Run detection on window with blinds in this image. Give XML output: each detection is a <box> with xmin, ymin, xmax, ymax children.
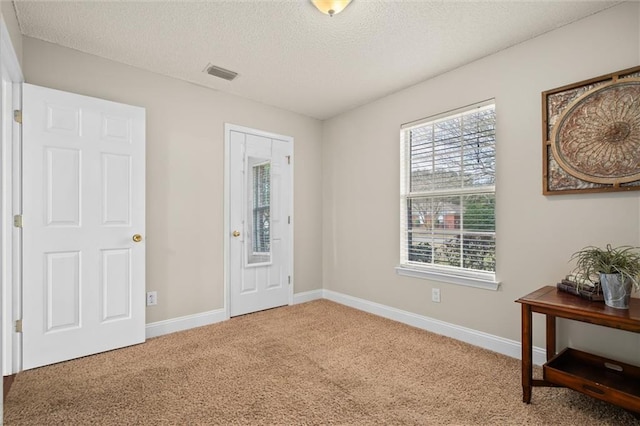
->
<box><xmin>400</xmin><ymin>101</ymin><xmax>496</xmax><ymax>282</ymax></box>
<box><xmin>248</xmin><ymin>161</ymin><xmax>271</xmax><ymax>265</ymax></box>
<box><xmin>253</xmin><ymin>162</ymin><xmax>270</xmax><ymax>253</ymax></box>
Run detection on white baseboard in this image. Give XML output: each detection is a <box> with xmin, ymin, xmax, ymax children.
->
<box><xmin>145</xmin><ymin>288</ymin><xmax>323</xmax><ymax>340</ymax></box>
<box><xmin>146</xmin><ymin>308</ymin><xmax>227</xmax><ymax>339</ymax></box>
<box><xmin>322</xmin><ymin>289</ymin><xmax>547</xmax><ymax>366</ymax></box>
<box><xmin>144</xmin><ymin>289</ymin><xmax>546</xmax><ymax>366</ymax></box>
<box><xmin>293</xmin><ymin>289</ymin><xmax>323</xmax><ymax>304</ymax></box>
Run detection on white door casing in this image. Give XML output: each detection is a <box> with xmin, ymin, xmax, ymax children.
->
<box><xmin>22</xmin><ymin>84</ymin><xmax>145</xmax><ymax>370</ymax></box>
<box><xmin>1</xmin><ymin>14</ymin><xmax>23</xmax><ymax>382</ymax></box>
<box><xmin>0</xmin><ymin>17</ymin><xmax>23</xmax><ymax>414</ymax></box>
<box><xmin>1</xmin><ymin>62</ymin><xmax>14</xmax><ymax>380</ymax></box>
<box><xmin>226</xmin><ymin>125</ymin><xmax>292</xmax><ymax>317</ymax></box>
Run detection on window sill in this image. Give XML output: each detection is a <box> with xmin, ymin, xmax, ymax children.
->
<box><xmin>395</xmin><ymin>265</ymin><xmax>500</xmax><ymax>291</ymax></box>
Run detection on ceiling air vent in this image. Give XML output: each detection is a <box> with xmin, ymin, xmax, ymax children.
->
<box><xmin>204</xmin><ymin>64</ymin><xmax>238</xmax><ymax>81</ymax></box>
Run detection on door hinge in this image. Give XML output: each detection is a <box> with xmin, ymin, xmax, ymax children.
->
<box><xmin>13</xmin><ymin>214</ymin><xmax>22</xmax><ymax>228</ymax></box>
<box><xmin>13</xmin><ymin>110</ymin><xmax>22</xmax><ymax>124</ymax></box>
<box><xmin>288</xmin><ymin>276</ymin><xmax>291</xmax><ymax>285</ymax></box>
<box><xmin>15</xmin><ymin>319</ymin><xmax>22</xmax><ymax>333</ymax></box>
<box><xmin>288</xmin><ymin>216</ymin><xmax>291</xmax><ymax>224</ymax></box>
<box><xmin>286</xmin><ymin>155</ymin><xmax>291</xmax><ymax>165</ymax></box>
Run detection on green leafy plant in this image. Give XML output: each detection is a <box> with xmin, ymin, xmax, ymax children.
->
<box><xmin>571</xmin><ymin>244</ymin><xmax>640</xmax><ymax>292</ymax></box>
<box><xmin>409</xmin><ymin>242</ymin><xmax>432</xmax><ymax>264</ymax></box>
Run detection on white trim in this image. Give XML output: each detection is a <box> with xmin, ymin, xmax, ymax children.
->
<box><xmin>223</xmin><ymin>124</ymin><xmax>231</xmax><ymax>320</ymax></box>
<box><xmin>145</xmin><ymin>308</ymin><xmax>226</xmax><ymax>339</ymax></box>
<box><xmin>9</xmin><ymin>82</ymin><xmax>21</xmax><ymax>375</ymax></box>
<box><xmin>1</xmin><ymin>14</ymin><xmax>23</xmax><ymax>377</ymax></box>
<box><xmin>322</xmin><ymin>289</ymin><xmax>547</xmax><ymax>366</ymax></box>
<box><xmin>293</xmin><ymin>289</ymin><xmax>323</xmax><ymax>304</ymax></box>
<box><xmin>396</xmin><ymin>266</ymin><xmax>500</xmax><ymax>290</ymax></box>
<box><xmin>401</xmin><ymin>99</ymin><xmax>495</xmax><ymax>130</ymax></box>
<box><xmin>223</xmin><ymin>123</ymin><xmax>294</xmax><ymax>318</ymax></box>
<box><xmin>8</xmin><ymin>82</ymin><xmax>21</xmax><ymax>375</ymax></box>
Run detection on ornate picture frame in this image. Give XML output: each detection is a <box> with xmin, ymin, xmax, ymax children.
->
<box><xmin>542</xmin><ymin>65</ymin><xmax>640</xmax><ymax>195</ymax></box>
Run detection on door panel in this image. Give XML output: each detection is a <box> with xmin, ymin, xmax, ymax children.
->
<box><xmin>45</xmin><ymin>251</ymin><xmax>80</xmax><ymax>331</ymax></box>
<box><xmin>101</xmin><ymin>248</ymin><xmax>131</xmax><ymax>321</ymax></box>
<box><xmin>229</xmin><ymin>128</ymin><xmax>291</xmax><ymax>317</ymax></box>
<box><xmin>22</xmin><ymin>83</ymin><xmax>145</xmax><ymax>370</ymax></box>
<box><xmin>102</xmin><ymin>153</ymin><xmax>131</xmax><ymax>225</ymax></box>
<box><xmin>46</xmin><ymin>147</ymin><xmax>81</xmax><ymax>226</ymax></box>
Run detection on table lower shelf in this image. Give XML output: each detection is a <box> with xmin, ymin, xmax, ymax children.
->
<box><xmin>544</xmin><ymin>348</ymin><xmax>640</xmax><ymax>414</ymax></box>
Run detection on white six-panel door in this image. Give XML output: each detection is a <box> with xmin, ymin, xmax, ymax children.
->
<box><xmin>228</xmin><ymin>127</ymin><xmax>292</xmax><ymax>317</ymax></box>
<box><xmin>22</xmin><ymin>84</ymin><xmax>145</xmax><ymax>370</ymax></box>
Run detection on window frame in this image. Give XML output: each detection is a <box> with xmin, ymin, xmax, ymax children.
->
<box><xmin>396</xmin><ymin>100</ymin><xmax>500</xmax><ymax>291</ymax></box>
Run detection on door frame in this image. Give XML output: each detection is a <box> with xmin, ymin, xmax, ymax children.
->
<box><xmin>223</xmin><ymin>123</ymin><xmax>294</xmax><ymax>319</ymax></box>
<box><xmin>1</xmin><ymin>15</ymin><xmax>24</xmax><ymax>379</ymax></box>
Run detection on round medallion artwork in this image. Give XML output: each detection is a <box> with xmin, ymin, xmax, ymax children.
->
<box><xmin>550</xmin><ymin>79</ymin><xmax>640</xmax><ymax>184</ymax></box>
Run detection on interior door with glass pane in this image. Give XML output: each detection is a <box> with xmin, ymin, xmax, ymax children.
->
<box><xmin>229</xmin><ymin>128</ymin><xmax>291</xmax><ymax>317</ymax></box>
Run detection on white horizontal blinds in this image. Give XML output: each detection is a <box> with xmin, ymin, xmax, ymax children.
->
<box><xmin>253</xmin><ymin>162</ymin><xmax>271</xmax><ymax>254</ymax></box>
<box><xmin>462</xmin><ymin>106</ymin><xmax>495</xmax><ymax>188</ymax></box>
<box><xmin>401</xmin><ymin>101</ymin><xmax>496</xmax><ymax>274</ymax></box>
<box><xmin>409</xmin><ymin>103</ymin><xmax>495</xmax><ymax>193</ymax></box>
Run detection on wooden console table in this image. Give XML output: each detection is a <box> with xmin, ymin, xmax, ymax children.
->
<box><xmin>516</xmin><ymin>286</ymin><xmax>640</xmax><ymax>414</ymax></box>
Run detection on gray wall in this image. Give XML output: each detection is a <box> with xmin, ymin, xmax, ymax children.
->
<box><xmin>322</xmin><ymin>2</ymin><xmax>640</xmax><ymax>364</ymax></box>
<box><xmin>1</xmin><ymin>1</ymin><xmax>22</xmax><ymax>68</ymax></box>
<box><xmin>22</xmin><ymin>37</ymin><xmax>324</xmax><ymax>323</ymax></box>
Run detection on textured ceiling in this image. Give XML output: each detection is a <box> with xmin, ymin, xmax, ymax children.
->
<box><xmin>13</xmin><ymin>0</ymin><xmax>619</xmax><ymax>120</ymax></box>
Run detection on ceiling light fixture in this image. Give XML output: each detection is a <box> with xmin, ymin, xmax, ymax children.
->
<box><xmin>311</xmin><ymin>0</ymin><xmax>352</xmax><ymax>17</ymax></box>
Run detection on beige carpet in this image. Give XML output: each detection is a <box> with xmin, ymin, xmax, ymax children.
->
<box><xmin>4</xmin><ymin>300</ymin><xmax>639</xmax><ymax>425</ymax></box>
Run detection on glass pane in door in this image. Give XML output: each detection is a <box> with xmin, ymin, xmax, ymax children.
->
<box><xmin>247</xmin><ymin>158</ymin><xmax>271</xmax><ymax>265</ymax></box>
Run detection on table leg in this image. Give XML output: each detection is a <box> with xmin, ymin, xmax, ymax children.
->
<box><xmin>546</xmin><ymin>315</ymin><xmax>556</xmax><ymax>362</ymax></box>
<box><xmin>521</xmin><ymin>304</ymin><xmax>532</xmax><ymax>403</ymax></box>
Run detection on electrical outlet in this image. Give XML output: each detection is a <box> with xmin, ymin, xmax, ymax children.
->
<box><xmin>146</xmin><ymin>291</ymin><xmax>157</xmax><ymax>306</ymax></box>
<box><xmin>432</xmin><ymin>288</ymin><xmax>441</xmax><ymax>303</ymax></box>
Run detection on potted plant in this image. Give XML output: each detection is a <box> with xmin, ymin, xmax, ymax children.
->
<box><xmin>571</xmin><ymin>244</ymin><xmax>640</xmax><ymax>309</ymax></box>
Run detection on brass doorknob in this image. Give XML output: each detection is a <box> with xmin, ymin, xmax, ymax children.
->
<box><xmin>132</xmin><ymin>234</ymin><xmax>143</xmax><ymax>243</ymax></box>
<box><xmin>232</xmin><ymin>230</ymin><xmax>241</xmax><ymax>237</ymax></box>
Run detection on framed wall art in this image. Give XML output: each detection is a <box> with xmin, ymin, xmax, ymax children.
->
<box><xmin>542</xmin><ymin>65</ymin><xmax>640</xmax><ymax>195</ymax></box>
